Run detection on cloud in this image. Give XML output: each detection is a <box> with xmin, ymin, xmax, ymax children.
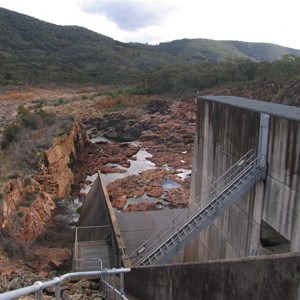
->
<box><xmin>77</xmin><ymin>0</ymin><xmax>178</xmax><ymax>31</ymax></box>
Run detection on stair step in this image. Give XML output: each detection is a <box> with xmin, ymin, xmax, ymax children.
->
<box><xmin>133</xmin><ymin>156</ymin><xmax>265</xmax><ymax>266</ymax></box>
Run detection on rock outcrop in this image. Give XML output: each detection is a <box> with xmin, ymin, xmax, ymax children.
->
<box><xmin>37</xmin><ymin>122</ymin><xmax>88</xmax><ymax>197</ymax></box>
<box><xmin>107</xmin><ymin>169</ymin><xmax>189</xmax><ymax>211</ymax></box>
<box><xmin>0</xmin><ymin>175</ymin><xmax>55</xmax><ymax>243</ymax></box>
<box><xmin>78</xmin><ymin>98</ymin><xmax>195</xmax><ymax>211</ymax></box>
<box><xmin>0</xmin><ymin>122</ymin><xmax>88</xmax><ymax>244</ymax></box>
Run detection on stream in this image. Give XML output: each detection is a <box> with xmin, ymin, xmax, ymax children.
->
<box><xmin>54</xmin><ymin>197</ymin><xmax>84</xmax><ymax>227</ymax></box>
<box><xmin>63</xmin><ymin>136</ymin><xmax>191</xmax><ymax>220</ymax></box>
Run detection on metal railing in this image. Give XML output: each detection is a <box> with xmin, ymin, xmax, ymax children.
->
<box><xmin>129</xmin><ymin>149</ymin><xmax>266</xmax><ymax>265</ymax></box>
<box><xmin>0</xmin><ymin>268</ymin><xmax>131</xmax><ymax>300</ymax></box>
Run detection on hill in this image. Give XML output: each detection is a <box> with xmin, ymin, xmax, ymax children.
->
<box><xmin>0</xmin><ymin>7</ymin><xmax>300</xmax><ymax>87</ymax></box>
<box><xmin>157</xmin><ymin>39</ymin><xmax>300</xmax><ymax>62</ymax></box>
<box><xmin>0</xmin><ymin>8</ymin><xmax>189</xmax><ymax>83</ymax></box>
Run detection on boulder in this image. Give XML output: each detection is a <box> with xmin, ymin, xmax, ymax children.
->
<box><xmin>113</xmin><ymin>195</ymin><xmax>127</xmax><ymax>209</ymax></box>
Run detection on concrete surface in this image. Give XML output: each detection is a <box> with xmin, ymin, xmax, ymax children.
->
<box><xmin>185</xmin><ymin>97</ymin><xmax>300</xmax><ymax>262</ymax></box>
<box><xmin>116</xmin><ymin>209</ymin><xmax>185</xmax><ymax>264</ymax></box>
<box><xmin>125</xmin><ymin>252</ymin><xmax>300</xmax><ymax>300</ymax></box>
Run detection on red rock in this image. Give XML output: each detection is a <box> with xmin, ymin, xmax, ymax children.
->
<box><xmin>49</xmin><ymin>259</ymin><xmax>63</xmax><ymax>269</ymax></box>
<box><xmin>140</xmin><ymin>133</ymin><xmax>160</xmax><ymax>142</ymax></box>
<box><xmin>166</xmin><ymin>188</ymin><xmax>189</xmax><ymax>206</ymax></box>
<box><xmin>24</xmin><ymin>184</ymin><xmax>36</xmax><ymax>194</ymax></box>
<box><xmin>147</xmin><ymin>186</ymin><xmax>163</xmax><ymax>197</ymax></box>
<box><xmin>99</xmin><ymin>165</ymin><xmax>126</xmax><ymax>174</ymax></box>
<box><xmin>113</xmin><ymin>195</ymin><xmax>127</xmax><ymax>209</ymax></box>
<box><xmin>120</xmin><ymin>160</ymin><xmax>131</xmax><ymax>168</ymax></box>
<box><xmin>0</xmin><ymin>176</ymin><xmax>55</xmax><ymax>243</ymax></box>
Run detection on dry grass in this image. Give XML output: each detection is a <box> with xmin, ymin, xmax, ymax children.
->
<box><xmin>0</xmin><ymin>151</ymin><xmax>13</xmax><ymax>182</ymax></box>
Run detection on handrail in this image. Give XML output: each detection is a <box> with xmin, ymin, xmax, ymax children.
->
<box><xmin>0</xmin><ymin>268</ymin><xmax>131</xmax><ymax>300</ymax></box>
<box><xmin>129</xmin><ymin>149</ymin><xmax>265</xmax><ymax>265</ymax></box>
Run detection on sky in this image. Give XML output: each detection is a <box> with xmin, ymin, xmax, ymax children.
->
<box><xmin>0</xmin><ymin>0</ymin><xmax>299</xmax><ymax>50</ymax></box>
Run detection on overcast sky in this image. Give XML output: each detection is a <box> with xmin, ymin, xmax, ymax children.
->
<box><xmin>1</xmin><ymin>0</ymin><xmax>299</xmax><ymax>50</ymax></box>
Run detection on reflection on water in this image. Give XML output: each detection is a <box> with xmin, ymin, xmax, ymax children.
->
<box><xmin>90</xmin><ymin>136</ymin><xmax>111</xmax><ymax>144</ymax></box>
<box><xmin>81</xmin><ymin>136</ymin><xmax>191</xmax><ymax>210</ymax></box>
<box><xmin>176</xmin><ymin>169</ymin><xmax>192</xmax><ymax>180</ymax></box>
<box><xmin>102</xmin><ymin>148</ymin><xmax>156</xmax><ymax>185</ymax></box>
<box><xmin>162</xmin><ymin>178</ymin><xmax>182</xmax><ymax>189</ymax></box>
<box><xmin>80</xmin><ymin>148</ymin><xmax>156</xmax><ymax>194</ymax></box>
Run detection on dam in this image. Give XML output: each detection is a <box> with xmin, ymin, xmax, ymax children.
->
<box><xmin>75</xmin><ymin>95</ymin><xmax>300</xmax><ymax>299</ymax></box>
<box><xmin>185</xmin><ymin>95</ymin><xmax>300</xmax><ymax>261</ymax></box>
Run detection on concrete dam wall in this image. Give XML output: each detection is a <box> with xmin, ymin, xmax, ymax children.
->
<box><xmin>125</xmin><ymin>252</ymin><xmax>300</xmax><ymax>300</ymax></box>
<box><xmin>185</xmin><ymin>96</ymin><xmax>300</xmax><ymax>261</ymax></box>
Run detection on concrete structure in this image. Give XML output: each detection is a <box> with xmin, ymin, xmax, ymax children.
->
<box><xmin>185</xmin><ymin>96</ymin><xmax>300</xmax><ymax>262</ymax></box>
<box><xmin>125</xmin><ymin>252</ymin><xmax>300</xmax><ymax>300</ymax></box>
<box><xmin>116</xmin><ymin>209</ymin><xmax>185</xmax><ymax>263</ymax></box>
<box><xmin>76</xmin><ymin>172</ymin><xmax>129</xmax><ymax>268</ymax></box>
<box><xmin>76</xmin><ymin>172</ymin><xmax>186</xmax><ymax>268</ymax></box>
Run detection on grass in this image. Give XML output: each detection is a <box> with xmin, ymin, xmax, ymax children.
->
<box><xmin>95</xmin><ymin>87</ymin><xmax>134</xmax><ymax>99</ymax></box>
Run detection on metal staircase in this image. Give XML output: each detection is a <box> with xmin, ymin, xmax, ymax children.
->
<box><xmin>129</xmin><ymin>150</ymin><xmax>266</xmax><ymax>266</ymax></box>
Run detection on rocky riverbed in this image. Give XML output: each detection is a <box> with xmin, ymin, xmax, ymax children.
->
<box><xmin>0</xmin><ymin>86</ymin><xmax>196</xmax><ymax>298</ymax></box>
<box><xmin>76</xmin><ymin>98</ymin><xmax>195</xmax><ymax>212</ymax></box>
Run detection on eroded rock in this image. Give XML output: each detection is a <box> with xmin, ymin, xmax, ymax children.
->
<box><xmin>0</xmin><ymin>175</ymin><xmax>55</xmax><ymax>243</ymax></box>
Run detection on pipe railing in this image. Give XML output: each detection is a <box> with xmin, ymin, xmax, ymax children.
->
<box><xmin>129</xmin><ymin>149</ymin><xmax>265</xmax><ymax>265</ymax></box>
<box><xmin>0</xmin><ymin>268</ymin><xmax>131</xmax><ymax>300</ymax></box>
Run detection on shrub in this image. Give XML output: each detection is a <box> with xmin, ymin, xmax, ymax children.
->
<box><xmin>0</xmin><ymin>227</ymin><xmax>31</xmax><ymax>259</ymax></box>
<box><xmin>54</xmin><ymin>98</ymin><xmax>64</xmax><ymax>106</ymax></box>
<box><xmin>17</xmin><ymin>104</ymin><xmax>38</xmax><ymax>129</ymax></box>
<box><xmin>1</xmin><ymin>123</ymin><xmax>21</xmax><ymax>149</ymax></box>
<box><xmin>17</xmin><ymin>104</ymin><xmax>30</xmax><ymax>116</ymax></box>
<box><xmin>35</xmin><ymin>108</ymin><xmax>56</xmax><ymax>125</ymax></box>
<box><xmin>1</xmin><ymin>104</ymin><xmax>73</xmax><ymax>173</ymax></box>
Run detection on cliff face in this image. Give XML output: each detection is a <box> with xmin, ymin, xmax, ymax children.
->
<box><xmin>0</xmin><ymin>175</ymin><xmax>55</xmax><ymax>242</ymax></box>
<box><xmin>39</xmin><ymin>122</ymin><xmax>88</xmax><ymax>197</ymax></box>
<box><xmin>0</xmin><ymin>122</ymin><xmax>88</xmax><ymax>243</ymax></box>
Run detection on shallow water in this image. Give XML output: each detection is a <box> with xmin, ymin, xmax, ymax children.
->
<box><xmin>162</xmin><ymin>178</ymin><xmax>182</xmax><ymax>189</ymax></box>
<box><xmin>102</xmin><ymin>148</ymin><xmax>156</xmax><ymax>185</ymax></box>
<box><xmin>81</xmin><ymin>136</ymin><xmax>191</xmax><ymax>209</ymax></box>
<box><xmin>80</xmin><ymin>147</ymin><xmax>156</xmax><ymax>194</ymax></box>
<box><xmin>53</xmin><ymin>197</ymin><xmax>84</xmax><ymax>227</ymax></box>
<box><xmin>90</xmin><ymin>136</ymin><xmax>111</xmax><ymax>144</ymax></box>
<box><xmin>176</xmin><ymin>169</ymin><xmax>192</xmax><ymax>180</ymax></box>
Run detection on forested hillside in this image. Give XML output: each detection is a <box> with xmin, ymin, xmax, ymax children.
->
<box><xmin>0</xmin><ymin>7</ymin><xmax>300</xmax><ymax>100</ymax></box>
<box><xmin>157</xmin><ymin>39</ymin><xmax>300</xmax><ymax>62</ymax></box>
<box><xmin>0</xmin><ymin>8</ymin><xmax>190</xmax><ymax>83</ymax></box>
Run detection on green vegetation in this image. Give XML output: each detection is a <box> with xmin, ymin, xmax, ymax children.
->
<box><xmin>0</xmin><ymin>7</ymin><xmax>299</xmax><ymax>87</ymax></box>
<box><xmin>0</xmin><ymin>8</ymin><xmax>298</xmax><ymax>104</ymax></box>
<box><xmin>53</xmin><ymin>98</ymin><xmax>66</xmax><ymax>106</ymax></box>
<box><xmin>1</xmin><ymin>105</ymin><xmax>57</xmax><ymax>150</ymax></box>
<box><xmin>1</xmin><ymin>105</ymin><xmax>73</xmax><ymax>173</ymax></box>
<box><xmin>1</xmin><ymin>123</ymin><xmax>21</xmax><ymax>149</ymax></box>
<box><xmin>0</xmin><ymin>175</ymin><xmax>13</xmax><ymax>184</ymax></box>
<box><xmin>135</xmin><ymin>55</ymin><xmax>300</xmax><ymax>95</ymax></box>
<box><xmin>95</xmin><ymin>88</ymin><xmax>134</xmax><ymax>99</ymax></box>
<box><xmin>157</xmin><ymin>39</ymin><xmax>300</xmax><ymax>62</ymax></box>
